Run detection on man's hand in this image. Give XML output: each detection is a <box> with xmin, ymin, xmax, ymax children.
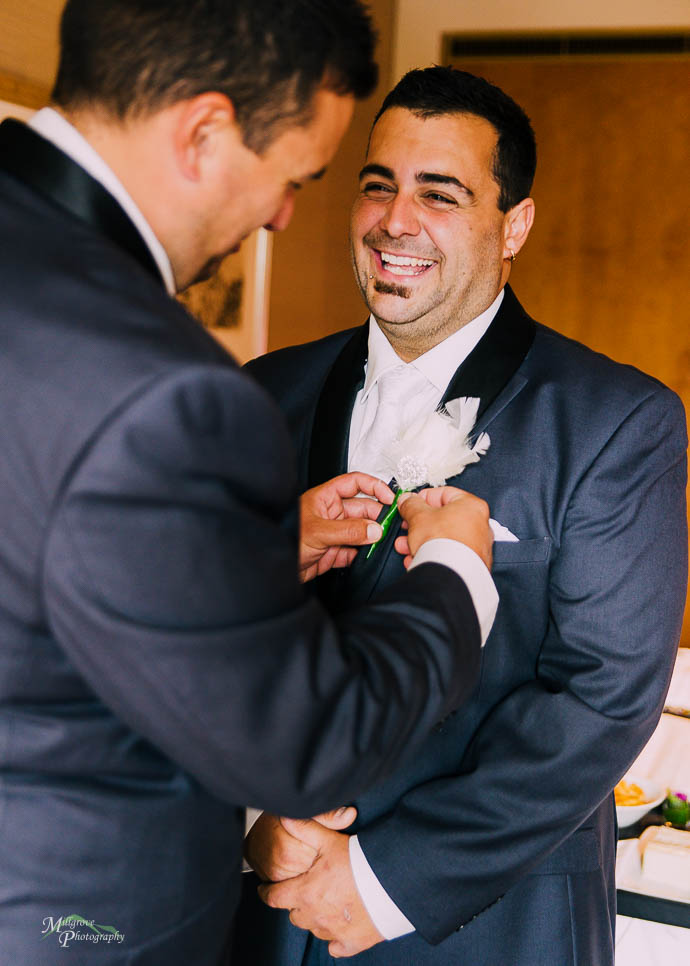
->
<box><xmin>396</xmin><ymin>487</ymin><xmax>493</xmax><ymax>570</ymax></box>
<box><xmin>258</xmin><ymin>818</ymin><xmax>385</xmax><ymax>959</ymax></box>
<box><xmin>244</xmin><ymin>806</ymin><xmax>357</xmax><ymax>882</ymax></box>
<box><xmin>300</xmin><ymin>473</ymin><xmax>394</xmax><ymax>581</ymax></box>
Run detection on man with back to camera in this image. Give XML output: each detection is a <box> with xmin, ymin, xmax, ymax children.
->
<box><xmin>236</xmin><ymin>67</ymin><xmax>688</xmax><ymax>965</ymax></box>
<box><xmin>0</xmin><ymin>8</ymin><xmax>503</xmax><ymax>964</ymax></box>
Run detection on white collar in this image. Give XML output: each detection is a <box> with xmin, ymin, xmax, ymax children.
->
<box><xmin>361</xmin><ymin>288</ymin><xmax>504</xmax><ymax>402</ymax></box>
<box><xmin>29</xmin><ymin>108</ymin><xmax>176</xmax><ymax>295</ymax></box>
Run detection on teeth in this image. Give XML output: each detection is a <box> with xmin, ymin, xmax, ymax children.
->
<box><xmin>380</xmin><ymin>252</ymin><xmax>434</xmax><ymax>267</ymax></box>
<box><xmin>386</xmin><ymin>264</ymin><xmax>420</xmax><ymax>275</ymax></box>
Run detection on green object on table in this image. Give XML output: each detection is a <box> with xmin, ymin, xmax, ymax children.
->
<box><xmin>366</xmin><ymin>488</ymin><xmax>409</xmax><ymax>559</ymax></box>
<box><xmin>662</xmin><ymin>790</ymin><xmax>690</xmax><ymax>828</ymax></box>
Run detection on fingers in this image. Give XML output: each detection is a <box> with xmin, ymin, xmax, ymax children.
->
<box><xmin>340</xmin><ymin>497</ymin><xmax>385</xmax><ymax>521</ymax></box>
<box><xmin>312</xmin><ymin>806</ymin><xmax>357</xmax><ymax>830</ymax></box>
<box><xmin>308</xmin><ymin>516</ymin><xmax>383</xmax><ymax>552</ymax></box>
<box><xmin>279</xmin><ymin>816</ymin><xmax>333</xmax><ymax>851</ymax></box>
<box><xmin>245</xmin><ymin>813</ymin><xmax>317</xmax><ymax>882</ymax></box>
<box><xmin>396</xmin><ymin>491</ymin><xmax>430</xmax><ymax>524</ymax></box>
<box><xmin>312</xmin><ymin>473</ymin><xmax>393</xmax><ymax>507</ymax></box>
<box><xmin>398</xmin><ymin>489</ymin><xmax>493</xmax><ymax>568</ymax></box>
<box><xmin>418</xmin><ymin>485</ymin><xmax>469</xmax><ymax>507</ymax></box>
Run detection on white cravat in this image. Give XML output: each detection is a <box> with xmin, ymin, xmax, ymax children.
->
<box><xmin>349</xmin><ymin>363</ymin><xmax>433</xmax><ymax>482</ymax></box>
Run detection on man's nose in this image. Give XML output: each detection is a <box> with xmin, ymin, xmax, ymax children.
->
<box><xmin>264</xmin><ymin>188</ymin><xmax>296</xmax><ymax>232</ymax></box>
<box><xmin>378</xmin><ymin>193</ymin><xmax>420</xmax><ymax>238</ymax></box>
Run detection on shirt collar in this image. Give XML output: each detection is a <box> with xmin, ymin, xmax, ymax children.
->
<box><xmin>362</xmin><ymin>288</ymin><xmax>504</xmax><ymax>402</ymax></box>
<box><xmin>29</xmin><ymin>108</ymin><xmax>176</xmax><ymax>295</ymax></box>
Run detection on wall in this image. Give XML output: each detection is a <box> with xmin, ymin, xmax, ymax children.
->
<box><xmin>0</xmin><ymin>0</ymin><xmax>59</xmax><ymax>101</ymax></box>
<box><xmin>267</xmin><ymin>0</ymin><xmax>396</xmax><ymax>350</ymax></box>
<box><xmin>394</xmin><ymin>0</ymin><xmax>690</xmax><ymax>77</ymax></box>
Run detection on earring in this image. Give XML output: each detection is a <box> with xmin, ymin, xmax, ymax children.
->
<box><xmin>508</xmin><ymin>249</ymin><xmax>516</xmax><ymax>264</ymax></box>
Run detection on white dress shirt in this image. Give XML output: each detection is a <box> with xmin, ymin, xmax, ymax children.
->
<box><xmin>29</xmin><ymin>108</ymin><xmax>176</xmax><ymax>295</ymax></box>
<box><xmin>347</xmin><ymin>292</ymin><xmax>504</xmax><ymax>940</ymax></box>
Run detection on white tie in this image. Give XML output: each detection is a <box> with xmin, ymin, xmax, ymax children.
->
<box><xmin>351</xmin><ymin>365</ymin><xmax>426</xmax><ymax>481</ymax></box>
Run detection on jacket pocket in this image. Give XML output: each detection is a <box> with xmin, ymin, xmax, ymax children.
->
<box><xmin>492</xmin><ymin>536</ymin><xmax>551</xmax><ymax>565</ymax></box>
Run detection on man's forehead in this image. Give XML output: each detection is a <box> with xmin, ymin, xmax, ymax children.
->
<box><xmin>365</xmin><ymin>108</ymin><xmax>499</xmax><ymax>177</ymax></box>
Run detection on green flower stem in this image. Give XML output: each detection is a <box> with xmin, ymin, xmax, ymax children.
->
<box><xmin>366</xmin><ymin>488</ymin><xmax>409</xmax><ymax>559</ymax></box>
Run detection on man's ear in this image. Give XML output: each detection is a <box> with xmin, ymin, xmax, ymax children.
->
<box><xmin>503</xmin><ymin>197</ymin><xmax>535</xmax><ymax>259</ymax></box>
<box><xmin>172</xmin><ymin>91</ymin><xmax>236</xmax><ymax>182</ymax></box>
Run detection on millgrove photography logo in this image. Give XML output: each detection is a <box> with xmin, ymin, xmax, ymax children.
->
<box><xmin>41</xmin><ymin>914</ymin><xmax>125</xmax><ymax>949</ymax></box>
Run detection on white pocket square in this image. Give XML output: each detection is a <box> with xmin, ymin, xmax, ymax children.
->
<box><xmin>490</xmin><ymin>519</ymin><xmax>519</xmax><ymax>542</ymax></box>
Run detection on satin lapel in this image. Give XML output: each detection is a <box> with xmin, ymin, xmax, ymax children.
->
<box><xmin>307</xmin><ymin>324</ymin><xmax>394</xmax><ymax>610</ymax></box>
<box><xmin>441</xmin><ymin>284</ymin><xmax>535</xmax><ymax>425</ymax></box>
<box><xmin>0</xmin><ymin>119</ymin><xmax>163</xmax><ymax>285</ymax></box>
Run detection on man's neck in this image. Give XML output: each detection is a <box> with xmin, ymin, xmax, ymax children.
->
<box><xmin>374</xmin><ymin>289</ymin><xmax>506</xmax><ymax>363</ymax></box>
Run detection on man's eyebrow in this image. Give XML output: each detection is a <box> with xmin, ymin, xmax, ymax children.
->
<box><xmin>291</xmin><ymin>168</ymin><xmax>327</xmax><ymax>190</ymax></box>
<box><xmin>417</xmin><ymin>171</ymin><xmax>472</xmax><ymax>195</ymax></box>
<box><xmin>358</xmin><ymin>163</ymin><xmax>395</xmax><ymax>181</ymax></box>
<box><xmin>358</xmin><ymin>164</ymin><xmax>473</xmax><ymax>196</ymax></box>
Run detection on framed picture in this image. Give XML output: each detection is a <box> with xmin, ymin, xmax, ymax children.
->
<box><xmin>177</xmin><ymin>228</ymin><xmax>272</xmax><ymax>364</ymax></box>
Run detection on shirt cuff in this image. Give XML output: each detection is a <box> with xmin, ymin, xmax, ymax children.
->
<box><xmin>349</xmin><ymin>835</ymin><xmax>415</xmax><ymax>941</ymax></box>
<box><xmin>242</xmin><ymin>808</ymin><xmax>263</xmax><ymax>872</ymax></box>
<box><xmin>409</xmin><ymin>538</ymin><xmax>498</xmax><ymax>646</ymax></box>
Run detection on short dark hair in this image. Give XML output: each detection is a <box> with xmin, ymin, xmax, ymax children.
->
<box><xmin>373</xmin><ymin>66</ymin><xmax>536</xmax><ymax>212</ymax></box>
<box><xmin>52</xmin><ymin>0</ymin><xmax>378</xmax><ymax>153</ymax></box>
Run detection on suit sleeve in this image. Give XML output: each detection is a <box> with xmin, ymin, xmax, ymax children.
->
<box><xmin>41</xmin><ymin>365</ymin><xmax>482</xmax><ymax>817</ymax></box>
<box><xmin>356</xmin><ymin>386</ymin><xmax>688</xmax><ymax>943</ymax></box>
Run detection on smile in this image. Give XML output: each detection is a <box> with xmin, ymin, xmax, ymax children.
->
<box><xmin>375</xmin><ymin>249</ymin><xmax>436</xmax><ymax>277</ymax></box>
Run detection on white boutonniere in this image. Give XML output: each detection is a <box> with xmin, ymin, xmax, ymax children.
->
<box><xmin>368</xmin><ymin>397</ymin><xmax>490</xmax><ymax>558</ymax></box>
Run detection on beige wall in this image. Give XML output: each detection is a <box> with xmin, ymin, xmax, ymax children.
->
<box><xmin>394</xmin><ymin>0</ymin><xmax>690</xmax><ymax>77</ymax></box>
<box><xmin>0</xmin><ymin>0</ymin><xmax>59</xmax><ymax>100</ymax></box>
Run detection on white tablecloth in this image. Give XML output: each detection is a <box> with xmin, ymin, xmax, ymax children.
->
<box><xmin>615</xmin><ymin>648</ymin><xmax>690</xmax><ymax>962</ymax></box>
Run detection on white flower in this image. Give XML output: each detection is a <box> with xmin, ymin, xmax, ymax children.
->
<box><xmin>383</xmin><ymin>397</ymin><xmax>490</xmax><ymax>489</ymax></box>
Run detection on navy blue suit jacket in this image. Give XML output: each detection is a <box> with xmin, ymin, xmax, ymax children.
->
<box><xmin>0</xmin><ymin>120</ymin><xmax>485</xmax><ymax>965</ymax></box>
<box><xmin>236</xmin><ymin>287</ymin><xmax>688</xmax><ymax>965</ymax></box>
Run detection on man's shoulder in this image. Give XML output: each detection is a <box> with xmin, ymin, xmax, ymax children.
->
<box><xmin>530</xmin><ymin>320</ymin><xmax>683</xmax><ymax>415</ymax></box>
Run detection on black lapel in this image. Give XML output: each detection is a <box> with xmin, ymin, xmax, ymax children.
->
<box><xmin>441</xmin><ymin>284</ymin><xmax>535</xmax><ymax>419</ymax></box>
<box><xmin>312</xmin><ymin>286</ymin><xmax>536</xmax><ymax>608</ymax></box>
<box><xmin>307</xmin><ymin>323</ymin><xmax>369</xmax><ymax>488</ymax></box>
<box><xmin>0</xmin><ymin>118</ymin><xmax>163</xmax><ymax>285</ymax></box>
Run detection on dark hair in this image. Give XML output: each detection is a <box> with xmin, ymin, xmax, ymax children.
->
<box><xmin>52</xmin><ymin>0</ymin><xmax>378</xmax><ymax>153</ymax></box>
<box><xmin>373</xmin><ymin>66</ymin><xmax>536</xmax><ymax>212</ymax></box>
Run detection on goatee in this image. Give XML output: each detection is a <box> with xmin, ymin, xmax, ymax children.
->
<box><xmin>373</xmin><ymin>279</ymin><xmax>411</xmax><ymax>299</ymax></box>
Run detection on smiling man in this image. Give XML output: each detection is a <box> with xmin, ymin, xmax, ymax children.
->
<box><xmin>236</xmin><ymin>67</ymin><xmax>688</xmax><ymax>966</ymax></box>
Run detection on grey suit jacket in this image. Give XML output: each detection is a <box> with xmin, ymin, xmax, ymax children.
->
<box><xmin>0</xmin><ymin>119</ymin><xmax>485</xmax><ymax>965</ymax></box>
<box><xmin>236</xmin><ymin>286</ymin><xmax>688</xmax><ymax>966</ymax></box>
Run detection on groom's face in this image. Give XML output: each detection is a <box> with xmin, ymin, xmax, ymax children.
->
<box><xmin>350</xmin><ymin>107</ymin><xmax>513</xmax><ymax>355</ymax></box>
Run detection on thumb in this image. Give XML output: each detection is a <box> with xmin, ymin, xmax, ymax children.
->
<box><xmin>397</xmin><ymin>492</ymin><xmax>428</xmax><ymax>525</ymax></box>
<box><xmin>312</xmin><ymin>805</ymin><xmax>357</xmax><ymax>830</ymax></box>
<box><xmin>312</xmin><ymin>517</ymin><xmax>383</xmax><ymax>549</ymax></box>
<box><xmin>279</xmin><ymin>816</ymin><xmax>335</xmax><ymax>851</ymax></box>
